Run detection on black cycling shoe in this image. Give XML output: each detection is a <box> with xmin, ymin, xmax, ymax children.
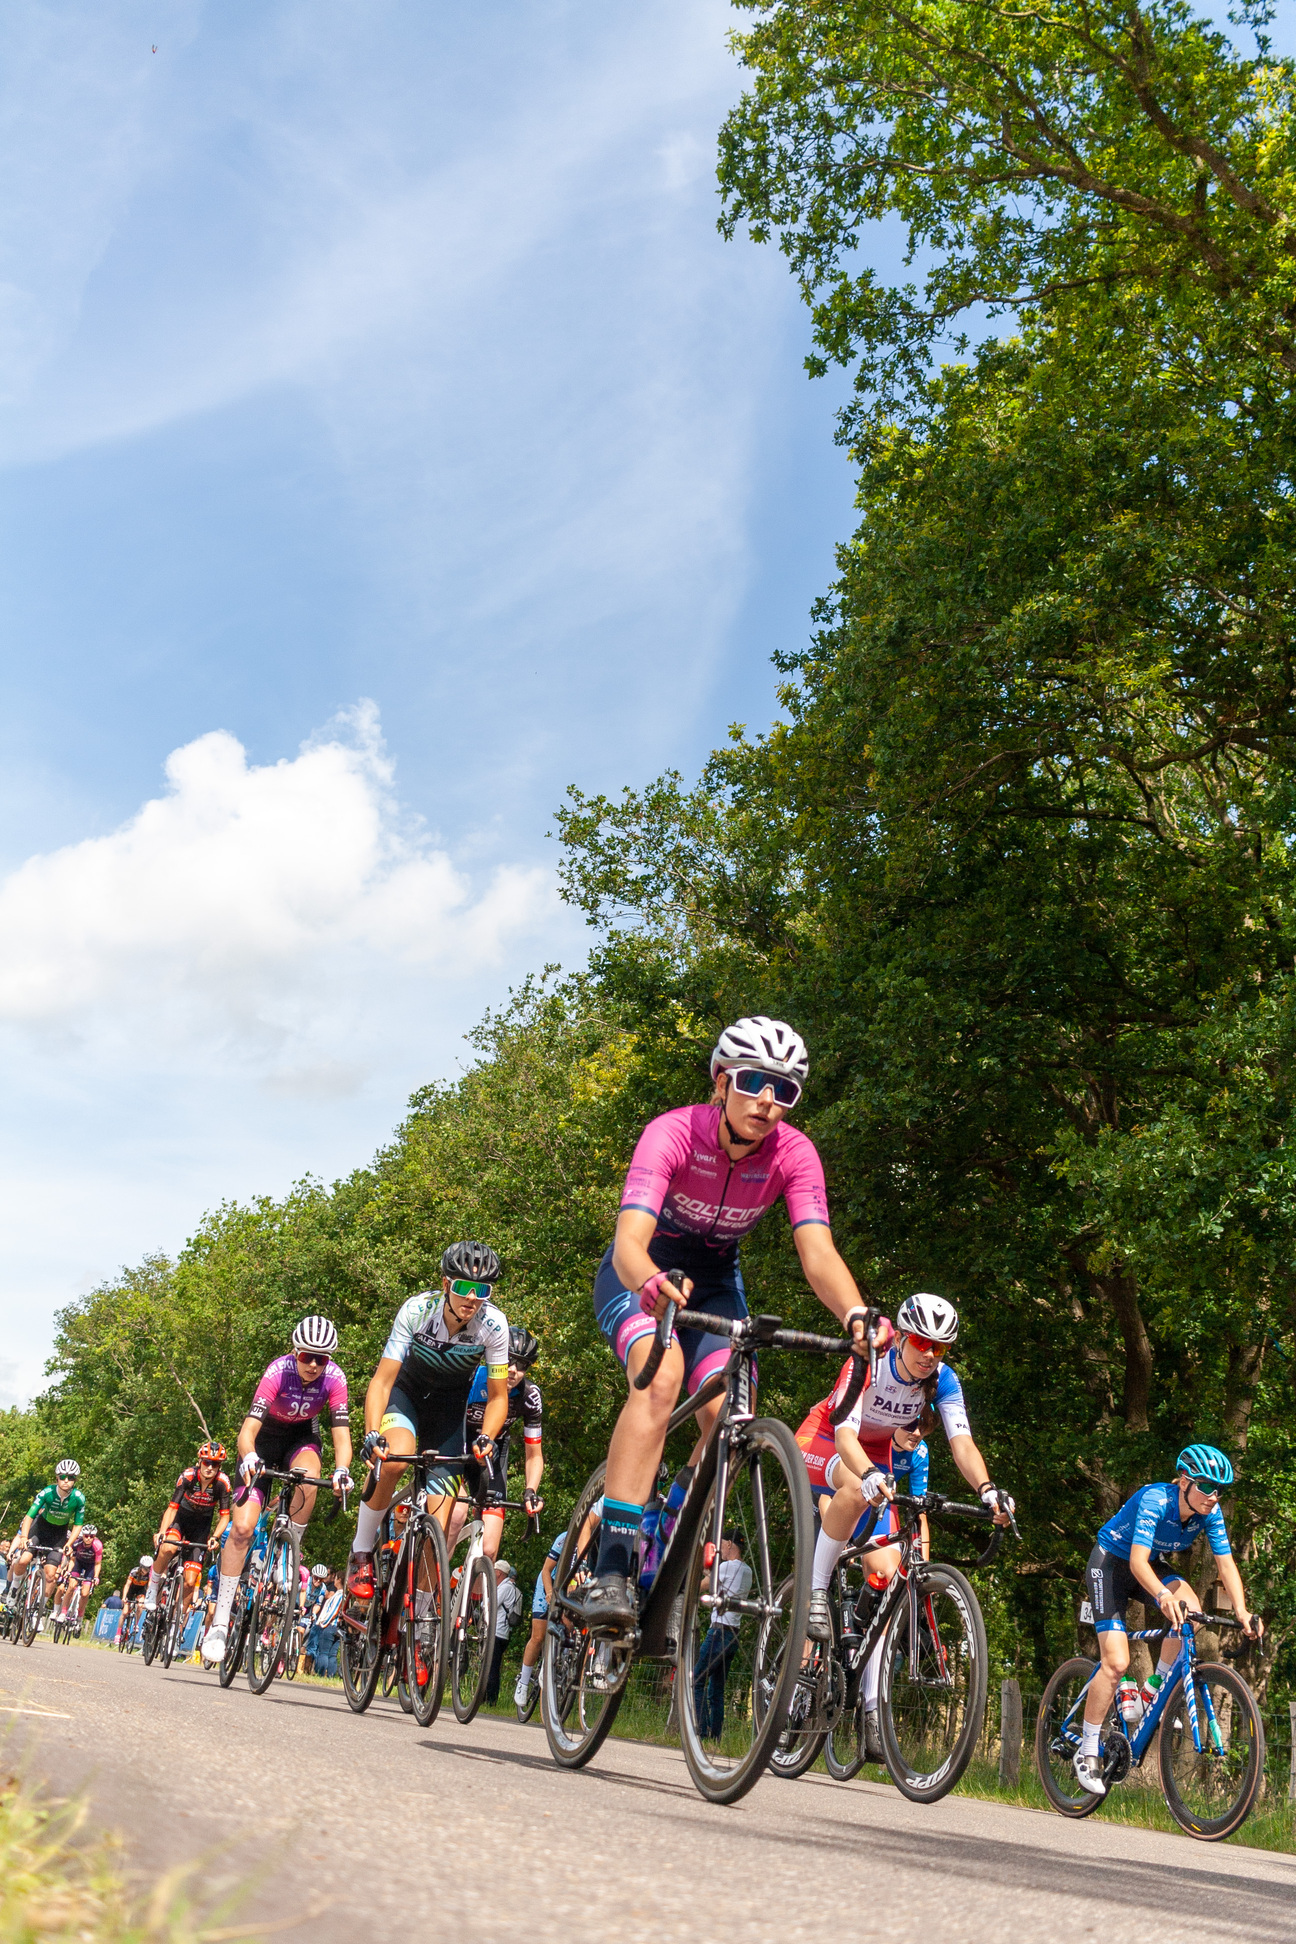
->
<box><xmin>806</xmin><ymin>1588</ymin><xmax>832</xmax><ymax>1641</ymax></box>
<box><xmin>864</xmin><ymin>1708</ymin><xmax>885</xmax><ymax>1763</ymax></box>
<box><xmin>581</xmin><ymin>1573</ymin><xmax>636</xmax><ymax>1632</ymax></box>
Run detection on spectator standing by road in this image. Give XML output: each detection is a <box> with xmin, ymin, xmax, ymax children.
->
<box><xmin>312</xmin><ymin>1572</ymin><xmax>344</xmax><ymax>1678</ymax></box>
<box><xmin>487</xmin><ymin>1560</ymin><xmax>523</xmax><ymax>1705</ymax></box>
<box><xmin>692</xmin><ymin>1533</ymin><xmax>752</xmax><ymax>1739</ymax></box>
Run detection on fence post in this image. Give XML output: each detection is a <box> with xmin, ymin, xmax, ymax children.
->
<box><xmin>1288</xmin><ymin>1701</ymin><xmax>1296</xmax><ymax>1803</ymax></box>
<box><xmin>999</xmin><ymin>1678</ymin><xmax>1023</xmax><ymax>1790</ymax></box>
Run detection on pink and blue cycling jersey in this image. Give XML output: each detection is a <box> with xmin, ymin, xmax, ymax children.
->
<box><xmin>248</xmin><ymin>1356</ymin><xmax>349</xmax><ymax>1428</ymax></box>
<box><xmin>620</xmin><ymin>1104</ymin><xmax>830</xmax><ymax>1257</ymax></box>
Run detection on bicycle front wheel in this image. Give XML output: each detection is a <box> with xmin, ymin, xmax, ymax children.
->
<box><xmin>542</xmin><ymin>1463</ymin><xmax>630</xmax><ymax>1770</ymax></box>
<box><xmin>451</xmin><ymin>1555</ymin><xmax>497</xmax><ymax>1724</ymax></box>
<box><xmin>877</xmin><ymin>1562</ymin><xmax>988</xmax><ymax>1802</ymax></box>
<box><xmin>403</xmin><ymin>1516</ymin><xmax>449</xmax><ymax>1728</ymax></box>
<box><xmin>1158</xmin><ymin>1661</ymin><xmax>1265</xmax><ymax>1840</ymax></box>
<box><xmin>340</xmin><ymin>1587</ymin><xmax>384</xmax><ymax>1713</ymax></box>
<box><xmin>825</xmin><ymin>1689</ymin><xmax>866</xmax><ymax>1781</ymax></box>
<box><xmin>218</xmin><ymin>1596</ymin><xmax>250</xmax><ymax>1688</ymax></box>
<box><xmin>677</xmin><ymin>1418</ymin><xmax>813</xmax><ymax>1806</ymax></box>
<box><xmin>247</xmin><ymin>1527</ymin><xmax>300</xmax><ymax>1695</ymax></box>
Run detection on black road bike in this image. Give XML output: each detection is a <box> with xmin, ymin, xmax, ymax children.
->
<box><xmin>17</xmin><ymin>1546</ymin><xmax>63</xmax><ymax>1647</ymax></box>
<box><xmin>340</xmin><ymin>1451</ymin><xmax>452</xmax><ymax>1727</ymax></box>
<box><xmin>771</xmin><ymin>1491</ymin><xmax>1007</xmax><ymax>1800</ymax></box>
<box><xmin>542</xmin><ymin>1294</ymin><xmax>877</xmax><ymax>1805</ymax></box>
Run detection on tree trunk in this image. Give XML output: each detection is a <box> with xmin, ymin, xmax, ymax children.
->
<box><xmin>1090</xmin><ymin>1264</ymin><xmax>1153</xmax><ymax>1432</ymax></box>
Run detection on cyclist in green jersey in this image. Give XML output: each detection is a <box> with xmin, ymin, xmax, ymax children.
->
<box><xmin>10</xmin><ymin>1461</ymin><xmax>86</xmax><ymax>1611</ymax></box>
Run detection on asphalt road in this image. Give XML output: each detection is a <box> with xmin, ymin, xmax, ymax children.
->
<box><xmin>0</xmin><ymin>1638</ymin><xmax>1293</xmax><ymax>1943</ymax></box>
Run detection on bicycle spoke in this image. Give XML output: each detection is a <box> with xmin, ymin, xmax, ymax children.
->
<box><xmin>1158</xmin><ymin>1664</ymin><xmax>1265</xmax><ymax>1839</ymax></box>
<box><xmin>878</xmin><ymin>1563</ymin><xmax>987</xmax><ymax>1801</ymax></box>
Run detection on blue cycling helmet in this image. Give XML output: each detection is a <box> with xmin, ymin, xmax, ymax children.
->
<box><xmin>1176</xmin><ymin>1443</ymin><xmax>1234</xmax><ymax>1488</ymax></box>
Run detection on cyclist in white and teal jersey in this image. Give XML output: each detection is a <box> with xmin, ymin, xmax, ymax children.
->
<box><xmin>1073</xmin><ymin>1443</ymin><xmax>1262</xmax><ymax>1796</ymax></box>
<box><xmin>10</xmin><ymin>1461</ymin><xmax>87</xmax><ymax>1610</ymax></box>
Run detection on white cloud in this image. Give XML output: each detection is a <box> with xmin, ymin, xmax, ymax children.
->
<box><xmin>0</xmin><ymin>701</ymin><xmax>552</xmax><ymax>1058</ymax></box>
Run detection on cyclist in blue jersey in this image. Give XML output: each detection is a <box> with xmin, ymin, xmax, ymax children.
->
<box><xmin>1073</xmin><ymin>1443</ymin><xmax>1262</xmax><ymax>1796</ymax></box>
<box><xmin>890</xmin><ymin>1420</ymin><xmax>930</xmax><ymax>1558</ymax></box>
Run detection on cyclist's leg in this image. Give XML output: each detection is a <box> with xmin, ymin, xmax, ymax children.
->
<box><xmin>284</xmin><ymin>1439</ymin><xmax>322</xmax><ymax>1533</ymax></box>
<box><xmin>149</xmin><ymin>1531</ymin><xmax>181</xmax><ymax>1609</ymax></box>
<box><xmin>1083</xmin><ymin>1547</ymin><xmax>1133</xmax><ymax>1729</ymax></box>
<box><xmin>1146</xmin><ymin>1572</ymin><xmax>1199</xmax><ymax>1687</ymax></box>
<box><xmin>350</xmin><ymin>1406</ymin><xmax>417</xmax><ymax>1592</ymax></box>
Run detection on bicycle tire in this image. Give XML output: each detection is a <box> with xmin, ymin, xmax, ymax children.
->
<box><xmin>515</xmin><ymin>1680</ymin><xmax>540</xmax><ymax>1724</ymax></box>
<box><xmin>677</xmin><ymin>1418</ymin><xmax>814</xmax><ymax>1806</ymax></box>
<box><xmin>247</xmin><ymin>1526</ymin><xmax>300</xmax><ymax>1695</ymax></box>
<box><xmin>341</xmin><ymin>1587</ymin><xmax>385</xmax><ymax>1713</ymax></box>
<box><xmin>117</xmin><ymin>1609</ymin><xmax>130</xmax><ymax>1653</ymax></box>
<box><xmin>825</xmin><ymin>1691</ymin><xmax>867</xmax><ymax>1781</ymax></box>
<box><xmin>452</xmin><ymin>1554</ymin><xmax>497</xmax><ymax>1724</ymax></box>
<box><xmin>140</xmin><ymin>1603</ymin><xmax>162</xmax><ymax>1666</ymax></box>
<box><xmin>22</xmin><ymin>1584</ymin><xmax>42</xmax><ymax>1647</ymax></box>
<box><xmin>404</xmin><ymin>1515</ymin><xmax>449</xmax><ymax>1728</ymax></box>
<box><xmin>381</xmin><ymin>1648</ymin><xmax>399</xmax><ymax>1698</ymax></box>
<box><xmin>877</xmin><ymin>1561</ymin><xmax>988</xmax><ymax>1803</ymax></box>
<box><xmin>1158</xmin><ymin>1660</ymin><xmax>1265</xmax><ymax>1840</ymax></box>
<box><xmin>769</xmin><ymin>1578</ymin><xmax>834</xmax><ymax>1779</ymax></box>
<box><xmin>218</xmin><ymin>1597</ymin><xmax>250</xmax><ymax>1688</ymax></box>
<box><xmin>159</xmin><ymin>1580</ymin><xmax>182</xmax><ymax>1669</ymax></box>
<box><xmin>542</xmin><ymin>1463</ymin><xmax>629</xmax><ymax>1770</ymax></box>
<box><xmin>1035</xmin><ymin>1656</ymin><xmax>1110</xmax><ymax>1817</ymax></box>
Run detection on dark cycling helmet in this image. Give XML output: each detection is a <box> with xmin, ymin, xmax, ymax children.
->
<box><xmin>55</xmin><ymin>1458</ymin><xmax>80</xmax><ymax>1479</ymax></box>
<box><xmin>508</xmin><ymin>1325</ymin><xmax>539</xmax><ymax>1369</ymax></box>
<box><xmin>1177</xmin><ymin>1443</ymin><xmax>1234</xmax><ymax>1488</ymax></box>
<box><xmin>197</xmin><ymin>1440</ymin><xmax>227</xmax><ymax>1464</ymax></box>
<box><xmin>441</xmin><ymin>1240</ymin><xmax>502</xmax><ymax>1284</ymax></box>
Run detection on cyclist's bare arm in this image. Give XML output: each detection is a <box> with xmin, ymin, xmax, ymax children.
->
<box><xmin>793</xmin><ymin>1225</ymin><xmax>872</xmax><ymax>1343</ymax></box>
<box><xmin>363</xmin><ymin>1358</ymin><xmax>402</xmax><ymax>1438</ymax></box>
<box><xmin>1129</xmin><ymin>1541</ymin><xmax>1196</xmax><ymax>1621</ymax></box>
<box><xmin>479</xmin><ymin>1377</ymin><xmax>509</xmax><ymax>1447</ymax></box>
<box><xmin>947</xmin><ymin>1433</ymin><xmax>1011</xmax><ymax>1525</ymax></box>
<box><xmin>541</xmin><ymin>1556</ymin><xmax>557</xmax><ymax>1600</ymax></box>
<box><xmin>832</xmin><ymin>1424</ymin><xmax>887</xmax><ymax>1487</ymax></box>
<box><xmin>524</xmin><ymin>1440</ymin><xmax>544</xmax><ymax>1501</ymax></box>
<box><xmin>612</xmin><ymin>1209</ymin><xmax>692</xmax><ymax>1313</ymax></box>
<box><xmin>1216</xmin><ymin>1553</ymin><xmax>1261</xmax><ymax>1634</ymax></box>
<box><xmin>235</xmin><ymin>1412</ymin><xmax>262</xmax><ymax>1466</ymax></box>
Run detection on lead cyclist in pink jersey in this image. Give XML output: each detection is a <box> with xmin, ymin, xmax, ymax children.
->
<box><xmin>585</xmin><ymin>1015</ymin><xmax>877</xmax><ymax>1630</ymax></box>
<box><xmin>200</xmin><ymin>1314</ymin><xmax>353</xmax><ymax>1666</ymax></box>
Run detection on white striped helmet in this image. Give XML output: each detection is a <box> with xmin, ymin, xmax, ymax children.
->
<box><xmin>709</xmin><ymin>1016</ymin><xmax>809</xmax><ymax>1082</ymax></box>
<box><xmin>292</xmin><ymin>1315</ymin><xmax>338</xmax><ymax>1353</ymax></box>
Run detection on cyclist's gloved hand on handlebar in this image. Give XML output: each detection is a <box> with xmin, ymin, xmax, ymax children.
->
<box><xmin>859</xmin><ymin>1467</ymin><xmax>893</xmax><ymax>1506</ymax></box>
<box><xmin>524</xmin><ymin>1487</ymin><xmax>543</xmax><ymax>1514</ymax></box>
<box><xmin>978</xmin><ymin>1481</ymin><xmax>1015</xmax><ymax>1525</ymax></box>
<box><xmin>1158</xmin><ymin>1585</ymin><xmax>1188</xmax><ymax>1626</ymax></box>
<box><xmin>332</xmin><ymin>1467</ymin><xmax>353</xmax><ymax>1493</ymax></box>
<box><xmin>361</xmin><ymin>1429</ymin><xmax>388</xmax><ymax>1462</ymax></box>
<box><xmin>472</xmin><ymin>1433</ymin><xmax>497</xmax><ymax>1465</ymax></box>
<box><xmin>238</xmin><ymin>1452</ymin><xmax>263</xmax><ymax>1486</ymax></box>
<box><xmin>638</xmin><ymin>1269</ymin><xmax>689</xmax><ymax>1318</ymax></box>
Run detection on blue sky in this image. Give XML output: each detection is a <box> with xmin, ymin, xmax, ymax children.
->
<box><xmin>0</xmin><ymin>0</ymin><xmax>864</xmax><ymax>1399</ymax></box>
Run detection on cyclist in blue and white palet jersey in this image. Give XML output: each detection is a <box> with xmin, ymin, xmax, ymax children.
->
<box><xmin>1072</xmin><ymin>1444</ymin><xmax>1263</xmax><ymax>1797</ymax></box>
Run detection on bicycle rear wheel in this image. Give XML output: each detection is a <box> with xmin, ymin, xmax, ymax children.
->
<box><xmin>825</xmin><ymin>1689</ymin><xmax>866</xmax><ymax>1781</ymax></box>
<box><xmin>677</xmin><ymin>1418</ymin><xmax>813</xmax><ymax>1805</ymax></box>
<box><xmin>160</xmin><ymin>1582</ymin><xmax>183</xmax><ymax>1668</ymax></box>
<box><xmin>769</xmin><ymin>1597</ymin><xmax>835</xmax><ymax>1780</ymax></box>
<box><xmin>247</xmin><ymin>1527</ymin><xmax>300</xmax><ymax>1695</ymax></box>
<box><xmin>1158</xmin><ymin>1662</ymin><xmax>1265</xmax><ymax>1840</ymax></box>
<box><xmin>542</xmin><ymin>1464</ymin><xmax>630</xmax><ymax>1770</ymax></box>
<box><xmin>877</xmin><ymin>1562</ymin><xmax>988</xmax><ymax>1802</ymax></box>
<box><xmin>340</xmin><ymin>1586</ymin><xmax>384</xmax><ymax>1712</ymax></box>
<box><xmin>451</xmin><ymin>1555</ymin><xmax>497</xmax><ymax>1723</ymax></box>
<box><xmin>1034</xmin><ymin>1656</ymin><xmax>1112</xmax><ymax>1816</ymax></box>
<box><xmin>403</xmin><ymin>1516</ymin><xmax>449</xmax><ymax>1728</ymax></box>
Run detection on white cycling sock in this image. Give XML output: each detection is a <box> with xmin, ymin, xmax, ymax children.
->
<box><xmin>289</xmin><ymin>1520</ymin><xmax>308</xmax><ymax>1548</ymax></box>
<box><xmin>353</xmin><ymin>1502</ymin><xmax>383</xmax><ymax>1556</ymax></box>
<box><xmin>1081</xmin><ymin>1719</ymin><xmax>1102</xmax><ymax>1756</ymax></box>
<box><xmin>145</xmin><ymin>1570</ymin><xmax>162</xmax><ymax>1606</ymax></box>
<box><xmin>517</xmin><ymin>1663</ymin><xmax>535</xmax><ymax>1692</ymax></box>
<box><xmin>812</xmin><ymin>1527</ymin><xmax>847</xmax><ymax>1592</ymax></box>
<box><xmin>863</xmin><ymin>1639</ymin><xmax>884</xmax><ymax>1711</ymax></box>
<box><xmin>213</xmin><ymin>1573</ymin><xmax>240</xmax><ymax>1628</ymax></box>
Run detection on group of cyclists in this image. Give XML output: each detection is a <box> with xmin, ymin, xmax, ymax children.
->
<box><xmin>0</xmin><ymin>1016</ymin><xmax>1265</xmax><ymax>1803</ymax></box>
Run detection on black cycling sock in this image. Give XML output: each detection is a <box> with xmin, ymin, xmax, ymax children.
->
<box><xmin>595</xmin><ymin>1499</ymin><xmax>645</xmax><ymax>1580</ymax></box>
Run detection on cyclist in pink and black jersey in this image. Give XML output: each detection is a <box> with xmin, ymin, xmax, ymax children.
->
<box><xmin>585</xmin><ymin>1016</ymin><xmax>877</xmax><ymax>1630</ymax></box>
<box><xmin>200</xmin><ymin>1315</ymin><xmax>352</xmax><ymax>1666</ymax></box>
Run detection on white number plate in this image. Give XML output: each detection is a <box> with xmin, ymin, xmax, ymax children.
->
<box><xmin>1079</xmin><ymin>1599</ymin><xmax>1094</xmax><ymax>1624</ymax></box>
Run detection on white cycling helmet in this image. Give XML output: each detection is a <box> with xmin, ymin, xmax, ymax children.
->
<box><xmin>55</xmin><ymin>1458</ymin><xmax>80</xmax><ymax>1478</ymax></box>
<box><xmin>311</xmin><ymin>1563</ymin><xmax>329</xmax><ymax>1580</ymax></box>
<box><xmin>139</xmin><ymin>1553</ymin><xmax>154</xmax><ymax>1568</ymax></box>
<box><xmin>292</xmin><ymin>1315</ymin><xmax>338</xmax><ymax>1354</ymax></box>
<box><xmin>710</xmin><ymin>1016</ymin><xmax>809</xmax><ymax>1083</ymax></box>
<box><xmin>896</xmin><ymin>1292</ymin><xmax>959</xmax><ymax>1344</ymax></box>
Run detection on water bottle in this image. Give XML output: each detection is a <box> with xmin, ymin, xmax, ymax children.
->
<box><xmin>1118</xmin><ymin>1677</ymin><xmax>1144</xmax><ymax>1725</ymax></box>
<box><xmin>638</xmin><ymin>1502</ymin><xmax>663</xmax><ymax>1595</ymax></box>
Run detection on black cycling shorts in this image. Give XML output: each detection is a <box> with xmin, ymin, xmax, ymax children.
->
<box><xmin>380</xmin><ymin>1384</ymin><xmax>471</xmax><ymax>1495</ymax></box>
<box><xmin>28</xmin><ymin>1516</ymin><xmax>69</xmax><ymax>1555</ymax></box>
<box><xmin>1086</xmin><ymin>1543</ymin><xmax>1185</xmax><ymax>1637</ymax></box>
<box><xmin>245</xmin><ymin>1418</ymin><xmax>323</xmax><ymax>1503</ymax></box>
